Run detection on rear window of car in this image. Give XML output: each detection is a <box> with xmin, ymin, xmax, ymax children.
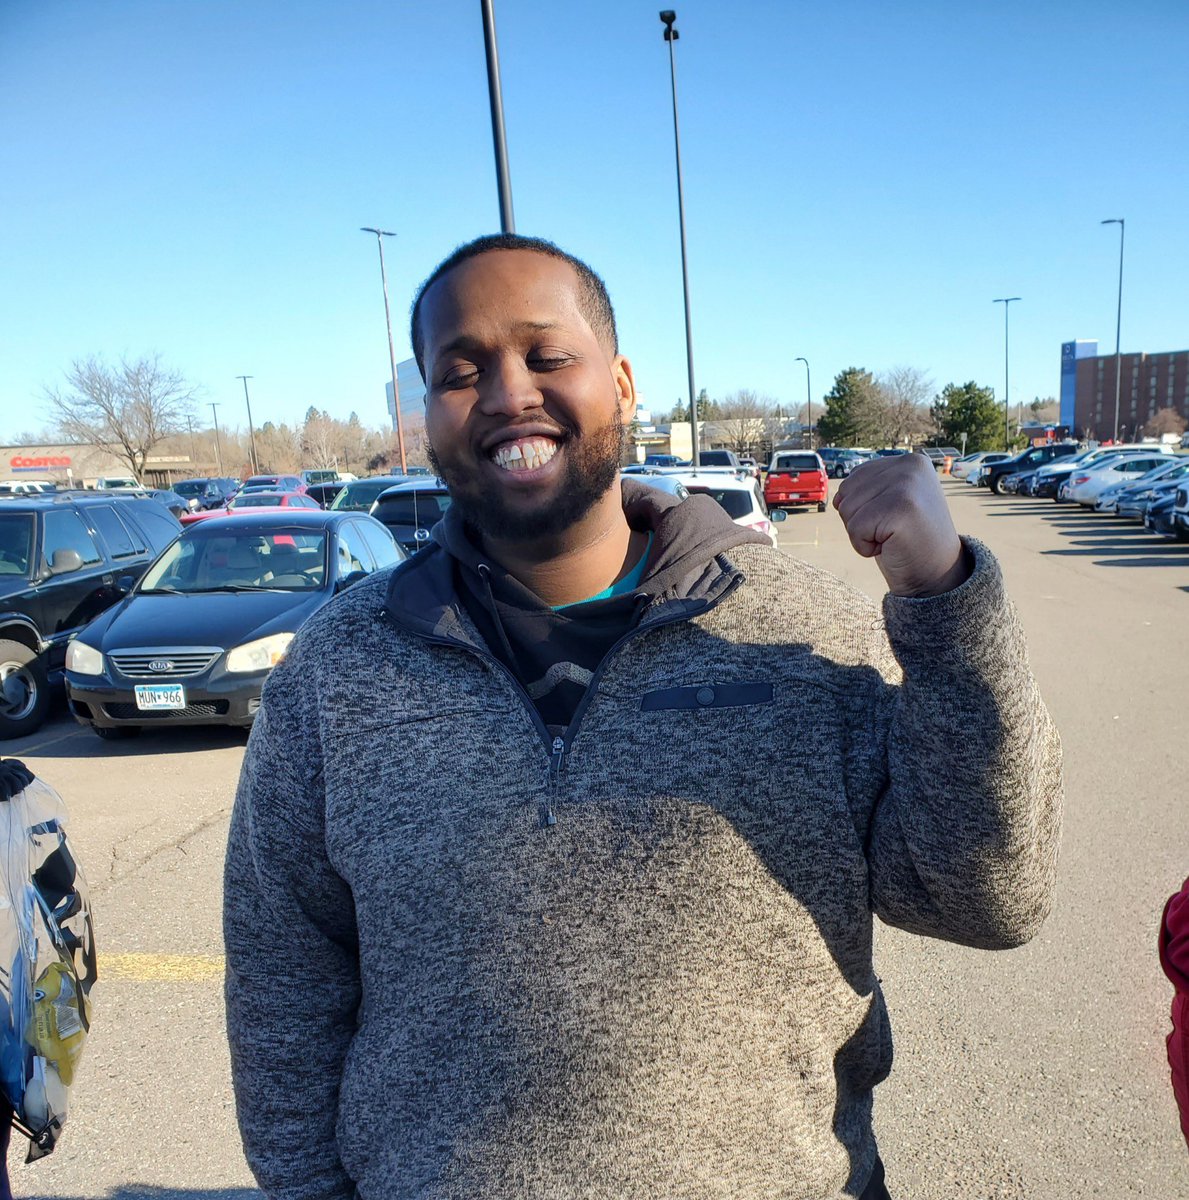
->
<box><xmin>373</xmin><ymin>492</ymin><xmax>452</xmax><ymax>526</ymax></box>
<box><xmin>89</xmin><ymin>503</ymin><xmax>142</xmax><ymax>558</ymax></box>
<box><xmin>771</xmin><ymin>454</ymin><xmax>820</xmax><ymax>472</ymax></box>
<box><xmin>686</xmin><ymin>487</ymin><xmax>752</xmax><ymax>520</ymax></box>
<box><xmin>233</xmin><ymin>494</ymin><xmax>284</xmax><ymax>507</ymax></box>
<box><xmin>332</xmin><ymin>480</ymin><xmax>401</xmax><ymax>510</ymax></box>
<box><xmin>120</xmin><ymin>501</ymin><xmax>183</xmax><ymax>553</ymax></box>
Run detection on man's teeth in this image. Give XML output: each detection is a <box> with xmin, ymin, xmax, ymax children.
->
<box><xmin>492</xmin><ymin>438</ymin><xmax>559</xmax><ymax>472</ymax></box>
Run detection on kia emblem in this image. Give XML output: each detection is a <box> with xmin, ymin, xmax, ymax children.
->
<box><xmin>148</xmin><ymin>660</ymin><xmax>174</xmax><ymax>673</ymax></box>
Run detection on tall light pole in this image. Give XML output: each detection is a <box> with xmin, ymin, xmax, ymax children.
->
<box><xmin>360</xmin><ymin>227</ymin><xmax>408</xmax><ymax>475</ymax></box>
<box><xmin>209</xmin><ymin>403</ymin><xmax>223</xmax><ymax>475</ymax></box>
<box><xmin>237</xmin><ymin>376</ymin><xmax>260</xmax><ymax>474</ymax></box>
<box><xmin>659</xmin><ymin>10</ymin><xmax>700</xmax><ymax>477</ymax></box>
<box><xmin>993</xmin><ymin>298</ymin><xmax>1021</xmax><ymax>451</ymax></box>
<box><xmin>480</xmin><ymin>0</ymin><xmax>515</xmax><ymax>233</ymax></box>
<box><xmin>1101</xmin><ymin>218</ymin><xmax>1125</xmax><ymax>442</ymax></box>
<box><xmin>795</xmin><ymin>357</ymin><xmax>812</xmax><ymax>449</ymax></box>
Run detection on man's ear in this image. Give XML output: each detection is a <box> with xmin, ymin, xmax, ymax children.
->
<box><xmin>613</xmin><ymin>355</ymin><xmax>637</xmax><ymax>424</ymax></box>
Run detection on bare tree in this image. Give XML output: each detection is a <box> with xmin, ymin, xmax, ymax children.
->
<box><xmin>301</xmin><ymin>410</ymin><xmax>340</xmax><ymax>469</ymax></box>
<box><xmin>876</xmin><ymin>366</ymin><xmax>934</xmax><ymax>445</ymax></box>
<box><xmin>715</xmin><ymin>390</ymin><xmax>773</xmax><ymax>456</ymax></box>
<box><xmin>1146</xmin><ymin>407</ymin><xmax>1187</xmax><ymax>438</ymax></box>
<box><xmin>47</xmin><ymin>354</ymin><xmax>195</xmax><ymax>479</ymax></box>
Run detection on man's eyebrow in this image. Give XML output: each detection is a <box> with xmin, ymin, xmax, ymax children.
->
<box><xmin>434</xmin><ymin>321</ymin><xmax>566</xmax><ymax>359</ymax></box>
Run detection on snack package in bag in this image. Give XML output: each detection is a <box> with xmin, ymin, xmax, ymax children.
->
<box><xmin>0</xmin><ymin>759</ymin><xmax>97</xmax><ymax>1161</ymax></box>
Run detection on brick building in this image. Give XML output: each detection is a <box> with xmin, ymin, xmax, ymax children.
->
<box><xmin>1063</xmin><ymin>341</ymin><xmax>1189</xmax><ymax>440</ymax></box>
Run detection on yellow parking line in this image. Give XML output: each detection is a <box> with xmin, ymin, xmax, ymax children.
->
<box><xmin>9</xmin><ymin>726</ymin><xmax>84</xmax><ymax>756</ymax></box>
<box><xmin>103</xmin><ymin>953</ymin><xmax>224</xmax><ymax>982</ymax></box>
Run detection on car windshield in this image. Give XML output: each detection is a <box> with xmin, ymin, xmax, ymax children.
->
<box><xmin>375</xmin><ymin>492</ymin><xmax>452</xmax><ymax>525</ymax></box>
<box><xmin>0</xmin><ymin>514</ymin><xmax>34</xmax><ymax>578</ymax></box>
<box><xmin>686</xmin><ymin>486</ymin><xmax>753</xmax><ymax>520</ymax></box>
<box><xmin>140</xmin><ymin>530</ymin><xmax>327</xmax><ymax>592</ymax></box>
<box><xmin>172</xmin><ymin>480</ymin><xmax>207</xmax><ymax>497</ymax></box>
<box><xmin>231</xmin><ymin>494</ymin><xmax>284</xmax><ymax>508</ymax></box>
<box><xmin>771</xmin><ymin>454</ymin><xmax>819</xmax><ymax>472</ymax></box>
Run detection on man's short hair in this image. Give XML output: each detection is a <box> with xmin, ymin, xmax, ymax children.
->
<box><xmin>410</xmin><ymin>234</ymin><xmax>618</xmax><ymax>379</ymax></box>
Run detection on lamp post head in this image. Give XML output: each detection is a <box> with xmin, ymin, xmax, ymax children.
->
<box><xmin>1101</xmin><ymin>218</ymin><xmax>1123</xmax><ymax>226</ymax></box>
<box><xmin>360</xmin><ymin>227</ymin><xmax>397</xmax><ymax>238</ymax></box>
<box><xmin>993</xmin><ymin>297</ymin><xmax>1021</xmax><ymax>305</ymax></box>
<box><xmin>795</xmin><ymin>356</ymin><xmax>808</xmax><ymax>365</ymax></box>
<box><xmin>659</xmin><ymin>10</ymin><xmax>678</xmax><ymax>40</ymax></box>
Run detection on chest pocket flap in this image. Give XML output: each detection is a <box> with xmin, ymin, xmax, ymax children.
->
<box><xmin>640</xmin><ymin>681</ymin><xmax>773</xmax><ymax>711</ymax></box>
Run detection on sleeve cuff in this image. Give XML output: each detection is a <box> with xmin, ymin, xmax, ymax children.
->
<box><xmin>881</xmin><ymin>536</ymin><xmax>1006</xmax><ymax>654</ymax></box>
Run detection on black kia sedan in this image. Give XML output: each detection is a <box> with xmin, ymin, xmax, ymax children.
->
<box><xmin>64</xmin><ymin>510</ymin><xmax>404</xmax><ymax>737</ymax></box>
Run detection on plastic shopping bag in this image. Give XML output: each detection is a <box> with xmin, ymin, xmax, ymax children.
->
<box><xmin>0</xmin><ymin>760</ymin><xmax>96</xmax><ymax>1160</ymax></box>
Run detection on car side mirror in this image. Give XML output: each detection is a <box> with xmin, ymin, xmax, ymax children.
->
<box><xmin>116</xmin><ymin>574</ymin><xmax>135</xmax><ymax>593</ymax></box>
<box><xmin>769</xmin><ymin>509</ymin><xmax>788</xmax><ymax>522</ymax></box>
<box><xmin>335</xmin><ymin>569</ymin><xmax>370</xmax><ymax>593</ymax></box>
<box><xmin>49</xmin><ymin>548</ymin><xmax>84</xmax><ymax>575</ymax></box>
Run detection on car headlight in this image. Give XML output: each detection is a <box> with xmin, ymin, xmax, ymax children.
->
<box><xmin>225</xmin><ymin>633</ymin><xmax>295</xmax><ymax>674</ymax></box>
<box><xmin>66</xmin><ymin>640</ymin><xmax>104</xmax><ymax>675</ymax></box>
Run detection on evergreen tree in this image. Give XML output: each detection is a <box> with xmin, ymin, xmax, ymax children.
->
<box><xmin>816</xmin><ymin>368</ymin><xmax>881</xmax><ymax>446</ymax></box>
<box><xmin>930</xmin><ymin>381</ymin><xmax>1001</xmax><ymax>451</ymax></box>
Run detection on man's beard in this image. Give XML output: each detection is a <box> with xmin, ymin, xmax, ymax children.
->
<box><xmin>428</xmin><ymin>416</ymin><xmax>625</xmax><ymax>543</ymax></box>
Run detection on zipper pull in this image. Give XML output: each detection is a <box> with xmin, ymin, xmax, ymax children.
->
<box><xmin>543</xmin><ymin>736</ymin><xmax>565</xmax><ymax>828</ymax></box>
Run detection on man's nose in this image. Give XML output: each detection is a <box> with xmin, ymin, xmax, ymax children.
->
<box><xmin>477</xmin><ymin>355</ymin><xmax>542</xmax><ymax>417</ymax></box>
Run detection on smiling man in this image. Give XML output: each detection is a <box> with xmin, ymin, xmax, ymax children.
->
<box><xmin>225</xmin><ymin>234</ymin><xmax>1063</xmax><ymax>1200</ymax></box>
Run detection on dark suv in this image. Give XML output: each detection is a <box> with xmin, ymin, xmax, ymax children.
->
<box><xmin>0</xmin><ymin>493</ymin><xmax>182</xmax><ymax>737</ymax></box>
<box><xmin>985</xmin><ymin>444</ymin><xmax>1080</xmax><ymax>495</ymax></box>
<box><xmin>370</xmin><ymin>478</ymin><xmax>452</xmax><ymax>554</ymax></box>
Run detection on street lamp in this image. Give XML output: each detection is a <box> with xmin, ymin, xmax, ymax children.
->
<box><xmin>795</xmin><ymin>357</ymin><xmax>812</xmax><ymax>449</ymax></box>
<box><xmin>236</xmin><ymin>376</ymin><xmax>260</xmax><ymax>474</ymax></box>
<box><xmin>209</xmin><ymin>402</ymin><xmax>223</xmax><ymax>475</ymax></box>
<box><xmin>1101</xmin><ymin>218</ymin><xmax>1125</xmax><ymax>442</ymax></box>
<box><xmin>480</xmin><ymin>0</ymin><xmax>515</xmax><ymax>233</ymax></box>
<box><xmin>360</xmin><ymin>227</ymin><xmax>408</xmax><ymax>475</ymax></box>
<box><xmin>659</xmin><ymin>9</ymin><xmax>700</xmax><ymax>477</ymax></box>
<box><xmin>992</xmin><ymin>298</ymin><xmax>1021</xmax><ymax>451</ymax></box>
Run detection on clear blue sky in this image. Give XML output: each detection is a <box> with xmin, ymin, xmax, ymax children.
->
<box><xmin>2</xmin><ymin>0</ymin><xmax>1186</xmax><ymax>440</ymax></box>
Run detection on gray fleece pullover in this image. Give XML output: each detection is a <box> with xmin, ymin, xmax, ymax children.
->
<box><xmin>224</xmin><ymin>482</ymin><xmax>1062</xmax><ymax>1200</ymax></box>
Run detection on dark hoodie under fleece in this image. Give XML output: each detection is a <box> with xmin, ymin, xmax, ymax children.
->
<box><xmin>224</xmin><ymin>476</ymin><xmax>1063</xmax><ymax>1200</ymax></box>
<box><xmin>442</xmin><ymin>483</ymin><xmax>769</xmax><ymax>736</ymax></box>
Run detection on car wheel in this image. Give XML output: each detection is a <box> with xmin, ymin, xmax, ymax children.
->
<box><xmin>0</xmin><ymin>639</ymin><xmax>51</xmax><ymax>740</ymax></box>
<box><xmin>1176</xmin><ymin>526</ymin><xmax>1189</xmax><ymax>544</ymax></box>
<box><xmin>817</xmin><ymin>501</ymin><xmax>827</xmax><ymax>512</ymax></box>
<box><xmin>92</xmin><ymin>724</ymin><xmax>140</xmax><ymax>740</ymax></box>
<box><xmin>989</xmin><ymin>476</ymin><xmax>1004</xmax><ymax>495</ymax></box>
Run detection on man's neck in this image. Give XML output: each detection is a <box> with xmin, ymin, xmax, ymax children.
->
<box><xmin>480</xmin><ymin>485</ymin><xmax>648</xmax><ymax>607</ymax></box>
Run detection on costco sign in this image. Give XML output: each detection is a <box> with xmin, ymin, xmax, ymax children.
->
<box><xmin>10</xmin><ymin>455</ymin><xmax>72</xmax><ymax>472</ymax></box>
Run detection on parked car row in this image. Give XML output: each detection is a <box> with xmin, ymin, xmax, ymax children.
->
<box><xmin>0</xmin><ymin>467</ymin><xmax>465</xmax><ymax>739</ymax></box>
<box><xmin>959</xmin><ymin>439</ymin><xmax>1189</xmax><ymax>543</ymax></box>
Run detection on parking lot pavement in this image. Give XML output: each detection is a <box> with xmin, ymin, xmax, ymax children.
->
<box><xmin>4</xmin><ymin>481</ymin><xmax>1187</xmax><ymax>1197</ymax></box>
<box><xmin>781</xmin><ymin>481</ymin><xmax>1189</xmax><ymax>1197</ymax></box>
<box><xmin>5</xmin><ymin>704</ymin><xmax>255</xmax><ymax>1198</ymax></box>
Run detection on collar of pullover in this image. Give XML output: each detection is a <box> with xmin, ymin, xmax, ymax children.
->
<box><xmin>381</xmin><ymin>478</ymin><xmax>769</xmax><ymax>643</ymax></box>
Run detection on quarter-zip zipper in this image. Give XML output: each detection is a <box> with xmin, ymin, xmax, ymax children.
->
<box><xmin>387</xmin><ymin>555</ymin><xmax>747</xmax><ymax>828</ymax></box>
<box><xmin>546</xmin><ymin>736</ymin><xmax>564</xmax><ymax>827</ymax></box>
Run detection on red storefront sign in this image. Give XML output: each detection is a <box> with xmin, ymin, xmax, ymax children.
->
<box><xmin>9</xmin><ymin>455</ymin><xmax>72</xmax><ymax>471</ymax></box>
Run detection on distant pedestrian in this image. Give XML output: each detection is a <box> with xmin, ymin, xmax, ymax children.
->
<box><xmin>1159</xmin><ymin>876</ymin><xmax>1189</xmax><ymax>1147</ymax></box>
<box><xmin>225</xmin><ymin>233</ymin><xmax>1063</xmax><ymax>1200</ymax></box>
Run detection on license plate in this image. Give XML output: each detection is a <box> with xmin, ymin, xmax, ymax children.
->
<box><xmin>134</xmin><ymin>684</ymin><xmax>186</xmax><ymax>710</ymax></box>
